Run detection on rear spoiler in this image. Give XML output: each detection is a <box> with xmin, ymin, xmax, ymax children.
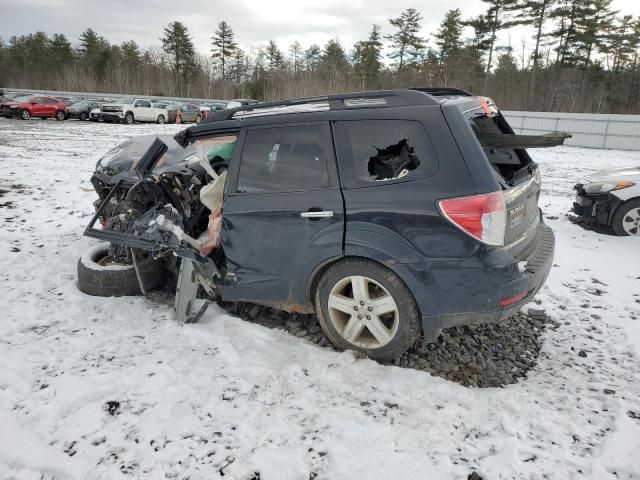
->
<box><xmin>477</xmin><ymin>131</ymin><xmax>572</xmax><ymax>149</ymax></box>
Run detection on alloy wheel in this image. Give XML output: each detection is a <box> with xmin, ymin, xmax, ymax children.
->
<box><xmin>327</xmin><ymin>275</ymin><xmax>399</xmax><ymax>348</ymax></box>
<box><xmin>622</xmin><ymin>207</ymin><xmax>640</xmax><ymax>235</ymax></box>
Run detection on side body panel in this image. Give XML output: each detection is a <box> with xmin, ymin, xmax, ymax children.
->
<box><xmin>220</xmin><ymin>122</ymin><xmax>345</xmax><ymax>312</ymax></box>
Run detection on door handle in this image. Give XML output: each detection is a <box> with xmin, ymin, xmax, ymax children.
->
<box><xmin>300</xmin><ymin>210</ymin><xmax>334</xmax><ymax>218</ymax></box>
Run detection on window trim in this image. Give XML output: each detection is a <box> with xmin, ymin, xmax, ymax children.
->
<box><xmin>227</xmin><ymin>121</ymin><xmax>340</xmax><ymax>196</ymax></box>
<box><xmin>331</xmin><ymin>119</ymin><xmax>439</xmax><ymax>190</ymax></box>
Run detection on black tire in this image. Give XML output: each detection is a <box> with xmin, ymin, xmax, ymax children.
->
<box><xmin>124</xmin><ymin>112</ymin><xmax>134</xmax><ymax>124</ymax></box>
<box><xmin>612</xmin><ymin>198</ymin><xmax>640</xmax><ymax>236</ymax></box>
<box><xmin>20</xmin><ymin>109</ymin><xmax>31</xmax><ymax>120</ymax></box>
<box><xmin>77</xmin><ymin>243</ymin><xmax>166</xmax><ymax>297</ymax></box>
<box><xmin>79</xmin><ymin>112</ymin><xmax>88</xmax><ymax>121</ymax></box>
<box><xmin>55</xmin><ymin>110</ymin><xmax>65</xmax><ymax>121</ymax></box>
<box><xmin>157</xmin><ymin>114</ymin><xmax>165</xmax><ymax>124</ymax></box>
<box><xmin>315</xmin><ymin>258</ymin><xmax>421</xmax><ymax>361</ymax></box>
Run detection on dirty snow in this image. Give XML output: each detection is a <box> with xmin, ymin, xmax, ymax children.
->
<box><xmin>0</xmin><ymin>118</ymin><xmax>639</xmax><ymax>480</ymax></box>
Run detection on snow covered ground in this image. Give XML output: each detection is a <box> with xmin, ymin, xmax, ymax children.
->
<box><xmin>0</xmin><ymin>118</ymin><xmax>639</xmax><ymax>480</ymax></box>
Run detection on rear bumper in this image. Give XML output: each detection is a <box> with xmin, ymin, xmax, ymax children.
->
<box><xmin>394</xmin><ymin>222</ymin><xmax>555</xmax><ymax>342</ymax></box>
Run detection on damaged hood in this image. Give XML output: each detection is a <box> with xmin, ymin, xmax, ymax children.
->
<box><xmin>580</xmin><ymin>167</ymin><xmax>640</xmax><ymax>184</ymax></box>
<box><xmin>95</xmin><ymin>134</ymin><xmax>195</xmax><ymax>181</ymax></box>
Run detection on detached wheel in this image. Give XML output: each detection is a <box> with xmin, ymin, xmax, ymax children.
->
<box><xmin>55</xmin><ymin>110</ymin><xmax>65</xmax><ymax>121</ymax></box>
<box><xmin>157</xmin><ymin>114</ymin><xmax>165</xmax><ymax>124</ymax></box>
<box><xmin>77</xmin><ymin>243</ymin><xmax>165</xmax><ymax>297</ymax></box>
<box><xmin>612</xmin><ymin>198</ymin><xmax>640</xmax><ymax>236</ymax></box>
<box><xmin>20</xmin><ymin>109</ymin><xmax>31</xmax><ymax>120</ymax></box>
<box><xmin>124</xmin><ymin>112</ymin><xmax>134</xmax><ymax>124</ymax></box>
<box><xmin>315</xmin><ymin>258</ymin><xmax>421</xmax><ymax>361</ymax></box>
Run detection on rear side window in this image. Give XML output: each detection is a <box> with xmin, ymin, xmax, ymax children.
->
<box><xmin>334</xmin><ymin>120</ymin><xmax>437</xmax><ymax>188</ymax></box>
<box><xmin>44</xmin><ymin>98</ymin><xmax>58</xmax><ymax>105</ymax></box>
<box><xmin>237</xmin><ymin>124</ymin><xmax>331</xmax><ymax>194</ymax></box>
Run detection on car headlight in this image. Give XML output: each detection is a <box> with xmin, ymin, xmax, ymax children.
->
<box><xmin>583</xmin><ymin>181</ymin><xmax>635</xmax><ymax>194</ymax></box>
<box><xmin>9</xmin><ymin>105</ymin><xmax>18</xmax><ymax>109</ymax></box>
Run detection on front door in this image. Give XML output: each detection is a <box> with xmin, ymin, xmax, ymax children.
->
<box><xmin>31</xmin><ymin>97</ymin><xmax>48</xmax><ymax>117</ymax></box>
<box><xmin>221</xmin><ymin>122</ymin><xmax>344</xmax><ymax>309</ymax></box>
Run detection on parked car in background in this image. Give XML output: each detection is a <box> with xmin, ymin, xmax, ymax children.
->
<box><xmin>166</xmin><ymin>102</ymin><xmax>202</xmax><ymax>123</ymax></box>
<box><xmin>226</xmin><ymin>98</ymin><xmax>259</xmax><ymax>109</ymax></box>
<box><xmin>100</xmin><ymin>98</ymin><xmax>169</xmax><ymax>124</ymax></box>
<box><xmin>151</xmin><ymin>101</ymin><xmax>170</xmax><ymax>109</ymax></box>
<box><xmin>574</xmin><ymin>167</ymin><xmax>640</xmax><ymax>236</ymax></box>
<box><xmin>0</xmin><ymin>95</ymin><xmax>67</xmax><ymax>120</ymax></box>
<box><xmin>67</xmin><ymin>100</ymin><xmax>104</xmax><ymax>121</ymax></box>
<box><xmin>89</xmin><ymin>108</ymin><xmax>102</xmax><ymax>122</ymax></box>
<box><xmin>0</xmin><ymin>95</ymin><xmax>11</xmax><ymax>104</ymax></box>
<box><xmin>54</xmin><ymin>96</ymin><xmax>75</xmax><ymax>107</ymax></box>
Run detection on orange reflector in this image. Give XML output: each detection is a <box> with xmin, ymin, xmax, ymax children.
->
<box><xmin>500</xmin><ymin>292</ymin><xmax>528</xmax><ymax>307</ymax></box>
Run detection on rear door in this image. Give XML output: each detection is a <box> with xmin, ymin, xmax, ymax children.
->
<box><xmin>221</xmin><ymin>122</ymin><xmax>344</xmax><ymax>309</ymax></box>
<box><xmin>31</xmin><ymin>97</ymin><xmax>48</xmax><ymax>116</ymax></box>
<box><xmin>134</xmin><ymin>99</ymin><xmax>152</xmax><ymax>121</ymax></box>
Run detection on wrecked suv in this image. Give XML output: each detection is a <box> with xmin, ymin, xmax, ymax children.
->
<box><xmin>79</xmin><ymin>88</ymin><xmax>563</xmax><ymax>361</ymax></box>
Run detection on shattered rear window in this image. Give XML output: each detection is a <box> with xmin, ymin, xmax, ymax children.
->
<box><xmin>334</xmin><ymin>120</ymin><xmax>437</xmax><ymax>188</ymax></box>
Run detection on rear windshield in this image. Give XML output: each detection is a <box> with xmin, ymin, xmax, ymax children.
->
<box><xmin>465</xmin><ymin>102</ymin><xmax>535</xmax><ymax>186</ymax></box>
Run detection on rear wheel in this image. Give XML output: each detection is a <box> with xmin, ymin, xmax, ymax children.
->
<box><xmin>20</xmin><ymin>109</ymin><xmax>31</xmax><ymax>120</ymax></box>
<box><xmin>77</xmin><ymin>243</ymin><xmax>166</xmax><ymax>297</ymax></box>
<box><xmin>195</xmin><ymin>114</ymin><xmax>201</xmax><ymax>124</ymax></box>
<box><xmin>157</xmin><ymin>114</ymin><xmax>165</xmax><ymax>124</ymax></box>
<box><xmin>55</xmin><ymin>110</ymin><xmax>65</xmax><ymax>121</ymax></box>
<box><xmin>315</xmin><ymin>258</ymin><xmax>421</xmax><ymax>361</ymax></box>
<box><xmin>612</xmin><ymin>198</ymin><xmax>640</xmax><ymax>236</ymax></box>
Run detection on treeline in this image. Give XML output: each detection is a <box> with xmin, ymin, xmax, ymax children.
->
<box><xmin>1</xmin><ymin>0</ymin><xmax>639</xmax><ymax>113</ymax></box>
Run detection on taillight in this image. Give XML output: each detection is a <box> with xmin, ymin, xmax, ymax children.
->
<box><xmin>438</xmin><ymin>191</ymin><xmax>506</xmax><ymax>246</ymax></box>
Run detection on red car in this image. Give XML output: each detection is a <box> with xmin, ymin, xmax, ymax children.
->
<box><xmin>0</xmin><ymin>95</ymin><xmax>68</xmax><ymax>120</ymax></box>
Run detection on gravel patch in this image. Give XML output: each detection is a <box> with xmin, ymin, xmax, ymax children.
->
<box><xmin>219</xmin><ymin>301</ymin><xmax>558</xmax><ymax>388</ymax></box>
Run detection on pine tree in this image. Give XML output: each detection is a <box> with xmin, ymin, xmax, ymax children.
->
<box><xmin>434</xmin><ymin>9</ymin><xmax>463</xmax><ymax>61</ymax></box>
<box><xmin>211</xmin><ymin>21</ymin><xmax>238</xmax><ymax>80</ymax></box>
<box><xmin>161</xmin><ymin>21</ymin><xmax>196</xmax><ymax>94</ymax></box>
<box><xmin>386</xmin><ymin>8</ymin><xmax>426</xmax><ymax>70</ymax></box>
<box><xmin>49</xmin><ymin>34</ymin><xmax>73</xmax><ymax>67</ymax></box>
<box><xmin>477</xmin><ymin>0</ymin><xmax>520</xmax><ymax>74</ymax></box>
<box><xmin>353</xmin><ymin>25</ymin><xmax>383</xmax><ymax>88</ymax></box>
<box><xmin>265</xmin><ymin>40</ymin><xmax>285</xmax><ymax>71</ymax></box>
<box><xmin>289</xmin><ymin>41</ymin><xmax>303</xmax><ymax>74</ymax></box>
<box><xmin>304</xmin><ymin>44</ymin><xmax>321</xmax><ymax>72</ymax></box>
<box><xmin>512</xmin><ymin>0</ymin><xmax>555</xmax><ymax>101</ymax></box>
<box><xmin>573</xmin><ymin>0</ymin><xmax>616</xmax><ymax>66</ymax></box>
<box><xmin>229</xmin><ymin>48</ymin><xmax>247</xmax><ymax>84</ymax></box>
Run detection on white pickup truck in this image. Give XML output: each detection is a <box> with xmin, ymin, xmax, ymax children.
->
<box><xmin>100</xmin><ymin>98</ymin><xmax>169</xmax><ymax>125</ymax></box>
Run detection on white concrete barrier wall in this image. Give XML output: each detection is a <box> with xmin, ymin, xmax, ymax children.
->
<box><xmin>503</xmin><ymin>111</ymin><xmax>640</xmax><ymax>151</ymax></box>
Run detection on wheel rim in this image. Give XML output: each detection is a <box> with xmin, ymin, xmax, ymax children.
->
<box><xmin>22</xmin><ymin>111</ymin><xmax>30</xmax><ymax>120</ymax></box>
<box><xmin>56</xmin><ymin>111</ymin><xmax>64</xmax><ymax>120</ymax></box>
<box><xmin>126</xmin><ymin>114</ymin><xmax>133</xmax><ymax>124</ymax></box>
<box><xmin>327</xmin><ymin>275</ymin><xmax>399</xmax><ymax>349</ymax></box>
<box><xmin>622</xmin><ymin>207</ymin><xmax>640</xmax><ymax>235</ymax></box>
<box><xmin>158</xmin><ymin>115</ymin><xmax>165</xmax><ymax>124</ymax></box>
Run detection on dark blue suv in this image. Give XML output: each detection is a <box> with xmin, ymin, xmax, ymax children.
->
<box><xmin>81</xmin><ymin>88</ymin><xmax>558</xmax><ymax>361</ymax></box>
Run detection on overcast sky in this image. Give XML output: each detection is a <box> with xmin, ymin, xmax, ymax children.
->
<box><xmin>3</xmin><ymin>0</ymin><xmax>640</xmax><ymax>57</ymax></box>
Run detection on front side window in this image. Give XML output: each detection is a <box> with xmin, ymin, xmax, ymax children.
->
<box><xmin>236</xmin><ymin>124</ymin><xmax>331</xmax><ymax>194</ymax></box>
<box><xmin>334</xmin><ymin>120</ymin><xmax>437</xmax><ymax>187</ymax></box>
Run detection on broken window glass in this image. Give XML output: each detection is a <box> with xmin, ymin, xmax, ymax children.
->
<box><xmin>334</xmin><ymin>120</ymin><xmax>437</xmax><ymax>187</ymax></box>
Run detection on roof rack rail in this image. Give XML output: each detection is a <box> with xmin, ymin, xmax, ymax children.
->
<box><xmin>201</xmin><ymin>89</ymin><xmax>439</xmax><ymax>123</ymax></box>
<box><xmin>410</xmin><ymin>87</ymin><xmax>474</xmax><ymax>97</ymax></box>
